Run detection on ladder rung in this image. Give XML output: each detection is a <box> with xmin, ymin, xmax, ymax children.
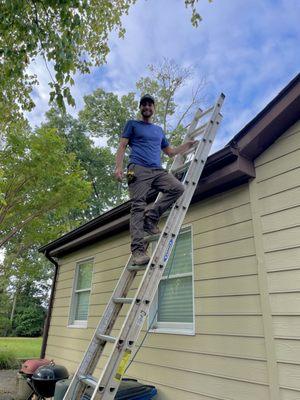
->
<box><xmin>96</xmin><ymin>333</ymin><xmax>116</xmax><ymax>343</ymax></box>
<box><xmin>181</xmin><ymin>142</ymin><xmax>198</xmax><ymax>156</ymax></box>
<box><xmin>144</xmin><ymin>233</ymin><xmax>161</xmax><ymax>242</ymax></box>
<box><xmin>113</xmin><ymin>297</ymin><xmax>134</xmax><ymax>304</ymax></box>
<box><xmin>79</xmin><ymin>374</ymin><xmax>97</xmax><ymax>388</ymax></box>
<box><xmin>198</xmin><ymin>105</ymin><xmax>214</xmax><ymax>118</ymax></box>
<box><xmin>188</xmin><ymin>121</ymin><xmax>208</xmax><ymax>139</ymax></box>
<box><xmin>127</xmin><ymin>264</ymin><xmax>148</xmax><ymax>272</ymax></box>
<box><xmin>171</xmin><ymin>161</ymin><xmax>191</xmax><ymax>176</ymax></box>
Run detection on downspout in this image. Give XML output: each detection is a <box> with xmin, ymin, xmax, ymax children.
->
<box><xmin>40</xmin><ymin>251</ymin><xmax>58</xmax><ymax>359</ymax></box>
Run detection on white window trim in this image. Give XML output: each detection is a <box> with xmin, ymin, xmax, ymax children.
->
<box><xmin>68</xmin><ymin>257</ymin><xmax>94</xmax><ymax>328</ymax></box>
<box><xmin>148</xmin><ymin>224</ymin><xmax>195</xmax><ymax>335</ymax></box>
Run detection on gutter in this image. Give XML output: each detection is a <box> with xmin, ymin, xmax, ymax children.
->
<box><xmin>40</xmin><ymin>251</ymin><xmax>59</xmax><ymax>359</ymax></box>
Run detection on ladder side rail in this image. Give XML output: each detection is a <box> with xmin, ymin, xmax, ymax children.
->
<box><xmin>92</xmin><ymin>100</ymin><xmax>224</xmax><ymax>399</ymax></box>
<box><xmin>92</xmin><ymin>121</ymin><xmax>221</xmax><ymax>399</ymax></box>
<box><xmin>92</xmin><ymin>101</ymin><xmax>224</xmax><ymax>399</ymax></box>
<box><xmin>64</xmin><ymin>93</ymin><xmax>224</xmax><ymax>400</ymax></box>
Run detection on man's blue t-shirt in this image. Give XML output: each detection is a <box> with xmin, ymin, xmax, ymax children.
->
<box><xmin>121</xmin><ymin>120</ymin><xmax>169</xmax><ymax>168</ymax></box>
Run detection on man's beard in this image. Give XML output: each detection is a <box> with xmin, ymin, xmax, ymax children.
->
<box><xmin>141</xmin><ymin>110</ymin><xmax>153</xmax><ymax>117</ymax></box>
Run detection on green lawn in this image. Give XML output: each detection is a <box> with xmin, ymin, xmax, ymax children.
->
<box><xmin>0</xmin><ymin>337</ymin><xmax>42</xmax><ymax>359</ymax></box>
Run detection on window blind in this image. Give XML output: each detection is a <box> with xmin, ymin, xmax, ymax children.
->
<box><xmin>158</xmin><ymin>276</ymin><xmax>193</xmax><ymax>323</ymax></box>
<box><xmin>156</xmin><ymin>228</ymin><xmax>193</xmax><ymax>326</ymax></box>
<box><xmin>75</xmin><ymin>291</ymin><xmax>90</xmax><ymax>320</ymax></box>
<box><xmin>72</xmin><ymin>260</ymin><xmax>93</xmax><ymax>323</ymax></box>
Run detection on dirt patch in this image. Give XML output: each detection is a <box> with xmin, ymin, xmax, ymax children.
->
<box><xmin>0</xmin><ymin>370</ymin><xmax>18</xmax><ymax>397</ymax></box>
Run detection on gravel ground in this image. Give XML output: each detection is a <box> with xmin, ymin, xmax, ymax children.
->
<box><xmin>0</xmin><ymin>370</ymin><xmax>18</xmax><ymax>399</ymax></box>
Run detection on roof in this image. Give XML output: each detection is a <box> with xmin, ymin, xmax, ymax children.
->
<box><xmin>40</xmin><ymin>73</ymin><xmax>300</xmax><ymax>258</ymax></box>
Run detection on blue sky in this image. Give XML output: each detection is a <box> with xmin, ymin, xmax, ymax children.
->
<box><xmin>27</xmin><ymin>0</ymin><xmax>300</xmax><ymax>153</ymax></box>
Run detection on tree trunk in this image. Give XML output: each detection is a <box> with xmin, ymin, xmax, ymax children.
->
<box><xmin>10</xmin><ymin>290</ymin><xmax>17</xmax><ymax>322</ymax></box>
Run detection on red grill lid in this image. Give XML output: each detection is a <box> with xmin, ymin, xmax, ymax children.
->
<box><xmin>21</xmin><ymin>359</ymin><xmax>51</xmax><ymax>375</ymax></box>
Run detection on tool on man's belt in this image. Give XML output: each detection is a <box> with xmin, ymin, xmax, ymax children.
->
<box><xmin>126</xmin><ymin>170</ymin><xmax>136</xmax><ymax>184</ymax></box>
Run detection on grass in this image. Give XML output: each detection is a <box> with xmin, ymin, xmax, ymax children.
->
<box><xmin>0</xmin><ymin>337</ymin><xmax>42</xmax><ymax>359</ymax></box>
<box><xmin>0</xmin><ymin>349</ymin><xmax>19</xmax><ymax>369</ymax></box>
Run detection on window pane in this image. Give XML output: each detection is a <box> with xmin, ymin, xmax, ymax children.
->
<box><xmin>163</xmin><ymin>230</ymin><xmax>192</xmax><ymax>276</ymax></box>
<box><xmin>158</xmin><ymin>276</ymin><xmax>193</xmax><ymax>323</ymax></box>
<box><xmin>77</xmin><ymin>262</ymin><xmax>93</xmax><ymax>290</ymax></box>
<box><xmin>74</xmin><ymin>291</ymin><xmax>90</xmax><ymax>320</ymax></box>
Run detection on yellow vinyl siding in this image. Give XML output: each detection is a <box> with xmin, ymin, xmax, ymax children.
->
<box><xmin>253</xmin><ymin>119</ymin><xmax>300</xmax><ymax>397</ymax></box>
<box><xmin>46</xmin><ymin>184</ymin><xmax>267</xmax><ymax>399</ymax></box>
<box><xmin>125</xmin><ymin>363</ymin><xmax>270</xmax><ymax>400</ymax></box>
<box><xmin>45</xmin><ymin>120</ymin><xmax>300</xmax><ymax>399</ymax></box>
<box><xmin>280</xmin><ymin>388</ymin><xmax>300</xmax><ymax>400</ymax></box>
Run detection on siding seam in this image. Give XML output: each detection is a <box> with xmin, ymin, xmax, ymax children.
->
<box><xmin>258</xmin><ymin>183</ymin><xmax>300</xmax><ymax>200</ymax></box>
<box><xmin>257</xmin><ymin>165</ymin><xmax>300</xmax><ymax>184</ymax></box>
<box><xmin>261</xmin><ymin>202</ymin><xmax>300</xmax><ymax>217</ymax></box>
<box><xmin>255</xmin><ymin>145</ymin><xmax>300</xmax><ymax>168</ymax></box>
<box><xmin>263</xmin><ymin>222</ymin><xmax>300</xmax><ymax>235</ymax></box>
<box><xmin>249</xmin><ymin>177</ymin><xmax>280</xmax><ymax>399</ymax></box>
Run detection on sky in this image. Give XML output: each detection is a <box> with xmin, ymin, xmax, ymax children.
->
<box><xmin>26</xmin><ymin>0</ymin><xmax>300</xmax><ymax>153</ymax></box>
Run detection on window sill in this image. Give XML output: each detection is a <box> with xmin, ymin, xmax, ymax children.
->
<box><xmin>149</xmin><ymin>327</ymin><xmax>195</xmax><ymax>336</ymax></box>
<box><xmin>67</xmin><ymin>322</ymin><xmax>88</xmax><ymax>329</ymax></box>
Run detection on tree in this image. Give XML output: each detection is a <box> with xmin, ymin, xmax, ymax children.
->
<box><xmin>0</xmin><ymin>119</ymin><xmax>92</xmax><ymax>248</ymax></box>
<box><xmin>79</xmin><ymin>89</ymin><xmax>138</xmax><ymax>149</ymax></box>
<box><xmin>0</xmin><ymin>59</ymin><xmax>206</xmax><ymax>334</ymax></box>
<box><xmin>0</xmin><ymin>0</ymin><xmax>204</xmax><ymax>132</ymax></box>
<box><xmin>136</xmin><ymin>59</ymin><xmax>207</xmax><ymax>146</ymax></box>
<box><xmin>14</xmin><ymin>306</ymin><xmax>45</xmax><ymax>337</ymax></box>
<box><xmin>11</xmin><ymin>281</ymin><xmax>47</xmax><ymax>337</ymax></box>
<box><xmin>42</xmin><ymin>107</ymin><xmax>126</xmax><ymax>218</ymax></box>
<box><xmin>0</xmin><ymin>275</ymin><xmax>11</xmax><ymax>336</ymax></box>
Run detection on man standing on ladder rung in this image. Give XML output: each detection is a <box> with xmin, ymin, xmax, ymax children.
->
<box><xmin>114</xmin><ymin>94</ymin><xmax>196</xmax><ymax>266</ymax></box>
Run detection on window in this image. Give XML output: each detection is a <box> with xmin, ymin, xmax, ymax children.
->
<box><xmin>149</xmin><ymin>226</ymin><xmax>194</xmax><ymax>334</ymax></box>
<box><xmin>69</xmin><ymin>258</ymin><xmax>94</xmax><ymax>327</ymax></box>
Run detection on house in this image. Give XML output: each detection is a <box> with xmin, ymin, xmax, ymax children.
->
<box><xmin>39</xmin><ymin>73</ymin><xmax>300</xmax><ymax>400</ymax></box>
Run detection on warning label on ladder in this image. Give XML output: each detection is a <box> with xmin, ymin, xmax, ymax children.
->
<box><xmin>115</xmin><ymin>349</ymin><xmax>132</xmax><ymax>381</ymax></box>
<box><xmin>164</xmin><ymin>239</ymin><xmax>173</xmax><ymax>262</ymax></box>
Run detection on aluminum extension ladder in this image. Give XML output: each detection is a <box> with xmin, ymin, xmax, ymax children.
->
<box><xmin>63</xmin><ymin>93</ymin><xmax>225</xmax><ymax>400</ymax></box>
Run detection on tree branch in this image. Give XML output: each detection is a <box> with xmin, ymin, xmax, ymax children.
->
<box><xmin>0</xmin><ymin>201</ymin><xmax>59</xmax><ymax>248</ymax></box>
<box><xmin>174</xmin><ymin>80</ymin><xmax>205</xmax><ymax>130</ymax></box>
<box><xmin>0</xmin><ymin>176</ymin><xmax>33</xmax><ymax>226</ymax></box>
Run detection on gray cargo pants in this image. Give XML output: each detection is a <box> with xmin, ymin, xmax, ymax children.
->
<box><xmin>127</xmin><ymin>163</ymin><xmax>185</xmax><ymax>253</ymax></box>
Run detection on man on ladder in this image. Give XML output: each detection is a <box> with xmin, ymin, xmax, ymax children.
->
<box><xmin>114</xmin><ymin>94</ymin><xmax>197</xmax><ymax>266</ymax></box>
<box><xmin>63</xmin><ymin>93</ymin><xmax>224</xmax><ymax>400</ymax></box>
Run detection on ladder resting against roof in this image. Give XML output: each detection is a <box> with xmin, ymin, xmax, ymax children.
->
<box><xmin>62</xmin><ymin>93</ymin><xmax>225</xmax><ymax>400</ymax></box>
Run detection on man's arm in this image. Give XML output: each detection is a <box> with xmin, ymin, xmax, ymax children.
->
<box><xmin>114</xmin><ymin>138</ymin><xmax>129</xmax><ymax>181</ymax></box>
<box><xmin>163</xmin><ymin>140</ymin><xmax>198</xmax><ymax>158</ymax></box>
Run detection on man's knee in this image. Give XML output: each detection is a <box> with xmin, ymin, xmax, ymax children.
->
<box><xmin>173</xmin><ymin>183</ymin><xmax>185</xmax><ymax>197</ymax></box>
<box><xmin>131</xmin><ymin>197</ymin><xmax>147</xmax><ymax>213</ymax></box>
